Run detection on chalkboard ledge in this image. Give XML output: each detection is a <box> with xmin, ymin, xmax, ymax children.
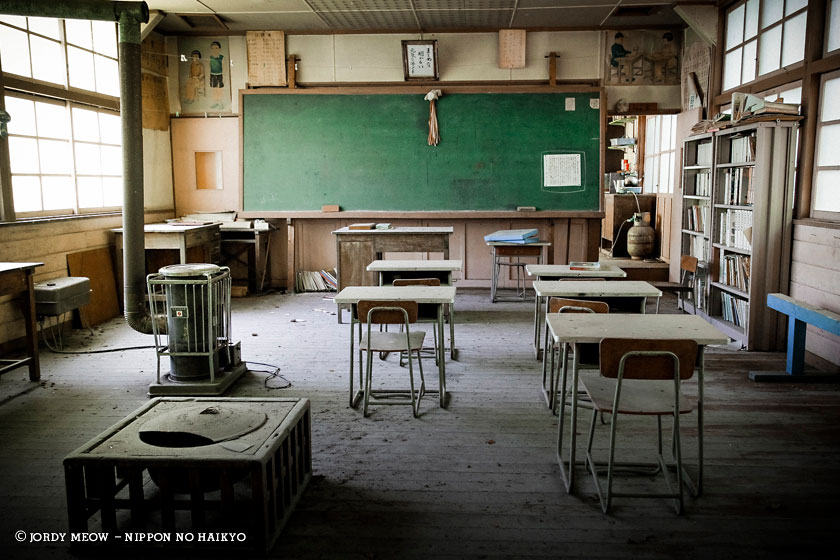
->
<box><xmin>238</xmin><ymin>210</ymin><xmax>605</xmax><ymax>220</ymax></box>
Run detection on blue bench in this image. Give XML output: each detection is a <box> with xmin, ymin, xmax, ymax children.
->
<box><xmin>749</xmin><ymin>293</ymin><xmax>840</xmax><ymax>382</ymax></box>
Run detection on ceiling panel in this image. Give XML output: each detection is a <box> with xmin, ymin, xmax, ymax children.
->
<box><xmin>199</xmin><ymin>0</ymin><xmax>313</xmax><ymax>12</ymax></box>
<box><xmin>318</xmin><ymin>10</ymin><xmax>419</xmax><ymax>31</ymax></box>
<box><xmin>307</xmin><ymin>0</ymin><xmax>414</xmax><ymax>11</ymax></box>
<box><xmin>219</xmin><ymin>13</ymin><xmax>332</xmax><ymax>32</ymax></box>
<box><xmin>512</xmin><ymin>7</ymin><xmax>614</xmax><ymax>28</ymax></box>
<box><xmin>414</xmin><ymin>0</ymin><xmax>516</xmax><ymax>8</ymax></box>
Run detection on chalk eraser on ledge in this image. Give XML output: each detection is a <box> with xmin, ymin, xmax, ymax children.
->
<box><xmin>517</xmin><ymin>206</ymin><xmax>536</xmax><ymax>212</ymax></box>
<box><xmin>322</xmin><ymin>205</ymin><xmax>340</xmax><ymax>212</ymax></box>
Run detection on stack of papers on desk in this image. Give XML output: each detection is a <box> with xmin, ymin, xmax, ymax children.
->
<box><xmin>484</xmin><ymin>229</ymin><xmax>539</xmax><ymax>243</ymax></box>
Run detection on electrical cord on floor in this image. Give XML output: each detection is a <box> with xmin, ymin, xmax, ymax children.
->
<box><xmin>246</xmin><ymin>361</ymin><xmax>292</xmax><ymax>389</ymax></box>
<box><xmin>39</xmin><ymin>317</ymin><xmax>155</xmax><ymax>354</ymax></box>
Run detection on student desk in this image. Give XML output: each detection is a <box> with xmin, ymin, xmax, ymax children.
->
<box><xmin>526</xmin><ymin>265</ymin><xmax>627</xmax><ymax>359</ymax></box>
<box><xmin>220</xmin><ymin>227</ymin><xmax>271</xmax><ymax>293</ymax></box>
<box><xmin>0</xmin><ymin>262</ymin><xmax>43</xmax><ymax>381</ymax></box>
<box><xmin>367</xmin><ymin>259</ymin><xmax>461</xmax><ymax>359</ymax></box>
<box><xmin>334</xmin><ymin>285</ymin><xmax>455</xmax><ymax>409</ymax></box>
<box><xmin>486</xmin><ymin>240</ymin><xmax>551</xmax><ymax>303</ymax></box>
<box><xmin>332</xmin><ymin>227</ymin><xmax>453</xmax><ymax>291</ymax></box>
<box><xmin>546</xmin><ymin>314</ymin><xmax>729</xmax><ymax>496</ymax></box>
<box><xmin>533</xmin><ymin>280</ymin><xmax>660</xmax><ymax>360</ymax></box>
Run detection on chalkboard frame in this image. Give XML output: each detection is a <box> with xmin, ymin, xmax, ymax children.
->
<box><xmin>238</xmin><ymin>85</ymin><xmax>606</xmax><ymax>218</ymax></box>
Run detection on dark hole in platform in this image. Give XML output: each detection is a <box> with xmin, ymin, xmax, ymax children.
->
<box><xmin>139</xmin><ymin>431</ymin><xmax>215</xmax><ymax>448</ymax></box>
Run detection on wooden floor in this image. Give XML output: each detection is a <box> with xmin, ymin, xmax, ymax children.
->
<box><xmin>1</xmin><ymin>289</ymin><xmax>839</xmax><ymax>559</ymax></box>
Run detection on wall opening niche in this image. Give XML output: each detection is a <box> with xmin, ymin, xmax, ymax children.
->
<box><xmin>195</xmin><ymin>151</ymin><xmax>223</xmax><ymax>190</ymax></box>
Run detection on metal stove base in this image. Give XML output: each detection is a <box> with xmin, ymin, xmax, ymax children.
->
<box><xmin>148</xmin><ymin>361</ymin><xmax>248</xmax><ymax>396</ymax></box>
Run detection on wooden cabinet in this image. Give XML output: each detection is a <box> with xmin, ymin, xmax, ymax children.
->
<box><xmin>680</xmin><ymin>121</ymin><xmax>797</xmax><ymax>350</ymax></box>
<box><xmin>602</xmin><ymin>193</ymin><xmax>657</xmax><ymax>257</ymax></box>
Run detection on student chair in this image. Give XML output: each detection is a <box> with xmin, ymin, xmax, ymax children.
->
<box><xmin>392</xmin><ymin>278</ymin><xmax>442</xmax><ymax>364</ymax></box>
<box><xmin>580</xmin><ymin>338</ymin><xmax>698</xmax><ymax>514</ymax></box>
<box><xmin>543</xmin><ymin>297</ymin><xmax>609</xmax><ymax>413</ymax></box>
<box><xmin>651</xmin><ymin>255</ymin><xmax>699</xmax><ymax>314</ymax></box>
<box><xmin>357</xmin><ymin>300</ymin><xmax>426</xmax><ymax>418</ymax></box>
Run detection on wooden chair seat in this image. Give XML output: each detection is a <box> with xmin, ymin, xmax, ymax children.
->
<box><xmin>580</xmin><ymin>370</ymin><xmax>694</xmax><ymax>415</ymax></box>
<box><xmin>361</xmin><ymin>331</ymin><xmax>425</xmax><ymax>353</ymax></box>
<box><xmin>650</xmin><ymin>281</ymin><xmax>694</xmax><ymax>293</ymax></box>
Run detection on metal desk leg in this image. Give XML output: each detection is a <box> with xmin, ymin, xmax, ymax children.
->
<box><xmin>438</xmin><ymin>304</ymin><xmax>447</xmax><ymax>407</ymax></box>
<box><xmin>348</xmin><ymin>313</ymin><xmax>363</xmax><ymax>408</ymax></box>
<box><xmin>556</xmin><ymin>343</ymin><xmax>579</xmax><ymax>493</ymax></box>
<box><xmin>533</xmin><ymin>293</ymin><xmax>542</xmax><ymax>359</ymax></box>
<box><xmin>640</xmin><ymin>296</ymin><xmax>647</xmax><ymax>314</ymax></box>
<box><xmin>491</xmin><ymin>248</ymin><xmax>498</xmax><ymax>303</ymax></box>
<box><xmin>448</xmin><ymin>302</ymin><xmax>457</xmax><ymax>361</ymax></box>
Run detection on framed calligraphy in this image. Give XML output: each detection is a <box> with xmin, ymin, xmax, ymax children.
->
<box><xmin>402</xmin><ymin>40</ymin><xmax>439</xmax><ymax>81</ymax></box>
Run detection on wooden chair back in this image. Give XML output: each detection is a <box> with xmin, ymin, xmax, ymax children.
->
<box><xmin>599</xmin><ymin>338</ymin><xmax>698</xmax><ymax>381</ymax></box>
<box><xmin>680</xmin><ymin>255</ymin><xmax>699</xmax><ymax>274</ymax></box>
<box><xmin>393</xmin><ymin>278</ymin><xmax>441</xmax><ymax>287</ymax></box>
<box><xmin>357</xmin><ymin>300</ymin><xmax>418</xmax><ymax>325</ymax></box>
<box><xmin>549</xmin><ymin>297</ymin><xmax>609</xmax><ymax>314</ymax></box>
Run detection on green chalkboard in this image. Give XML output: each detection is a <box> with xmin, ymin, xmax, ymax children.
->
<box><xmin>242</xmin><ymin>92</ymin><xmax>600</xmax><ymax>211</ymax></box>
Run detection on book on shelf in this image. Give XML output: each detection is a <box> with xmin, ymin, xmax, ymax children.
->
<box><xmin>731</xmin><ymin>92</ymin><xmax>799</xmax><ymax>122</ymax></box>
<box><xmin>721</xmin><ymin>167</ymin><xmax>754</xmax><ymax>205</ymax></box>
<box><xmin>693</xmin><ymin>171</ymin><xmax>711</xmax><ymax>197</ymax></box>
<box><xmin>688</xmin><ymin>236</ymin><xmax>708</xmax><ymax>260</ymax></box>
<box><xmin>720</xmin><ymin>292</ymin><xmax>749</xmax><ymax>328</ymax></box>
<box><xmin>696</xmin><ymin>142</ymin><xmax>712</xmax><ymax>166</ymax></box>
<box><xmin>719</xmin><ymin>209</ymin><xmax>753</xmax><ymax>250</ymax></box>
<box><xmin>719</xmin><ymin>254</ymin><xmax>751</xmax><ymax>292</ymax></box>
<box><xmin>296</xmin><ymin>268</ymin><xmax>338</xmax><ymax>292</ymax></box>
<box><xmin>685</xmin><ymin>204</ymin><xmax>708</xmax><ymax>233</ymax></box>
<box><xmin>729</xmin><ymin>134</ymin><xmax>755</xmax><ymax>163</ymax></box>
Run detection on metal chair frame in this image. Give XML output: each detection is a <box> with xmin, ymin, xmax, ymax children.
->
<box><xmin>653</xmin><ymin>255</ymin><xmax>699</xmax><ymax>314</ymax></box>
<box><xmin>353</xmin><ymin>301</ymin><xmax>426</xmax><ymax>418</ymax></box>
<box><xmin>581</xmin><ymin>338</ymin><xmax>698</xmax><ymax>514</ymax></box>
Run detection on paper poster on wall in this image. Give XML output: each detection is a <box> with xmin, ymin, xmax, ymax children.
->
<box><xmin>542</xmin><ymin>151</ymin><xmax>585</xmax><ymax>193</ymax></box>
<box><xmin>603</xmin><ymin>30</ymin><xmax>680</xmax><ymax>85</ymax></box>
<box><xmin>179</xmin><ymin>36</ymin><xmax>232</xmax><ymax>113</ymax></box>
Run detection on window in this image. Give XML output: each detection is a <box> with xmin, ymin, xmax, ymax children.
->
<box><xmin>722</xmin><ymin>0</ymin><xmax>808</xmax><ymax>92</ymax></box>
<box><xmin>0</xmin><ymin>16</ymin><xmax>121</xmax><ymax>218</ymax></box>
<box><xmin>5</xmin><ymin>93</ymin><xmax>122</xmax><ymax>216</ymax></box>
<box><xmin>643</xmin><ymin>115</ymin><xmax>677</xmax><ymax>194</ymax></box>
<box><xmin>813</xmin><ymin>71</ymin><xmax>840</xmax><ymax>217</ymax></box>
<box><xmin>828</xmin><ymin>0</ymin><xmax>840</xmax><ymax>54</ymax></box>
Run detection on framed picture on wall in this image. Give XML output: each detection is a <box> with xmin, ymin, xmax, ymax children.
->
<box><xmin>178</xmin><ymin>36</ymin><xmax>232</xmax><ymax>113</ymax></box>
<box><xmin>402</xmin><ymin>40</ymin><xmax>438</xmax><ymax>80</ymax></box>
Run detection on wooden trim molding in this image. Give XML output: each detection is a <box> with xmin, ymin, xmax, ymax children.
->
<box><xmin>239</xmin><ymin>210</ymin><xmax>606</xmax><ymax>220</ymax></box>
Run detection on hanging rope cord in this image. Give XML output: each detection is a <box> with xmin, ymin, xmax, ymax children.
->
<box><xmin>425</xmin><ymin>89</ymin><xmax>442</xmax><ymax>146</ymax></box>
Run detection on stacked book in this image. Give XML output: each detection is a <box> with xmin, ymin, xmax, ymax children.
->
<box><xmin>722</xmin><ymin>167</ymin><xmax>754</xmax><ymax>205</ymax></box>
<box><xmin>719</xmin><ymin>209</ymin><xmax>753</xmax><ymax>249</ymax></box>
<box><xmin>685</xmin><ymin>204</ymin><xmax>708</xmax><ymax>233</ymax></box>
<box><xmin>296</xmin><ymin>268</ymin><xmax>338</xmax><ymax>292</ymax></box>
<box><xmin>719</xmin><ymin>254</ymin><xmax>751</xmax><ymax>293</ymax></box>
<box><xmin>693</xmin><ymin>171</ymin><xmax>711</xmax><ymax>196</ymax></box>
<box><xmin>721</xmin><ymin>293</ymin><xmax>749</xmax><ymax>328</ymax></box>
<box><xmin>483</xmin><ymin>229</ymin><xmax>539</xmax><ymax>244</ymax></box>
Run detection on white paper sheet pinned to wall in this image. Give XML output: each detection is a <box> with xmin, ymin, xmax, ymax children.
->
<box><xmin>543</xmin><ymin>153</ymin><xmax>581</xmax><ymax>187</ymax></box>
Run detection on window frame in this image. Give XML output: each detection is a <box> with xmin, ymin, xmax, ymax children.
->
<box><xmin>722</xmin><ymin>0</ymin><xmax>809</xmax><ymax>94</ymax></box>
<box><xmin>643</xmin><ymin>114</ymin><xmax>678</xmax><ymax>194</ymax></box>
<box><xmin>0</xmin><ymin>15</ymin><xmax>121</xmax><ymax>221</ymax></box>
<box><xmin>812</xmin><ymin>69</ymin><xmax>840</xmax><ymax>220</ymax></box>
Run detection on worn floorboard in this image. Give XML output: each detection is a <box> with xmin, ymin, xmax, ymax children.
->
<box><xmin>0</xmin><ymin>289</ymin><xmax>838</xmax><ymax>559</ymax></box>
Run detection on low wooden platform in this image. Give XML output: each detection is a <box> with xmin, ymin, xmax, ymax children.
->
<box><xmin>0</xmin><ymin>290</ymin><xmax>838</xmax><ymax>558</ymax></box>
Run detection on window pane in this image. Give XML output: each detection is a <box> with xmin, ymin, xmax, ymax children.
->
<box><xmin>821</xmin><ymin>76</ymin><xmax>840</xmax><ymax>121</ymax></box>
<box><xmin>782</xmin><ymin>13</ymin><xmax>806</xmax><ymax>66</ymax></box>
<box><xmin>4</xmin><ymin>96</ymin><xmax>36</xmax><ymax>136</ymax></box>
<box><xmin>9</xmin><ymin>137</ymin><xmax>39</xmax><ymax>173</ymax></box>
<box><xmin>745</xmin><ymin>0</ymin><xmax>759</xmax><ymax>39</ymax></box>
<box><xmin>12</xmin><ymin>175</ymin><xmax>42</xmax><ymax>212</ymax></box>
<box><xmin>669</xmin><ymin>115</ymin><xmax>677</xmax><ymax>150</ymax></box>
<box><xmin>726</xmin><ymin>4</ymin><xmax>745</xmax><ymax>49</ymax></box>
<box><xmin>814</xmin><ymin>170</ymin><xmax>840</xmax><ymax>212</ymax></box>
<box><xmin>647</xmin><ymin>155</ymin><xmax>660</xmax><ymax>192</ymax></box>
<box><xmin>94</xmin><ymin>55</ymin><xmax>119</xmax><ymax>96</ymax></box>
<box><xmin>101</xmin><ymin>146</ymin><xmax>122</xmax><ymax>175</ymax></box>
<box><xmin>724</xmin><ymin>48</ymin><xmax>743</xmax><ymax>90</ymax></box>
<box><xmin>661</xmin><ymin>115</ymin><xmax>672</xmax><ymax>150</ymax></box>
<box><xmin>92</xmin><ymin>20</ymin><xmax>117</xmax><ymax>57</ymax></box>
<box><xmin>742</xmin><ymin>40</ymin><xmax>757</xmax><ymax>83</ymax></box>
<box><xmin>651</xmin><ymin>117</ymin><xmax>660</xmax><ymax>152</ymax></box>
<box><xmin>817</xmin><ymin>124</ymin><xmax>840</xmax><ymax>166</ymax></box>
<box><xmin>77</xmin><ymin>176</ymin><xmax>103</xmax><ymax>208</ymax></box>
<box><xmin>29</xmin><ymin>35</ymin><xmax>65</xmax><ymax>85</ymax></box>
<box><xmin>75</xmin><ymin>143</ymin><xmax>102</xmax><ymax>174</ymax></box>
<box><xmin>830</xmin><ymin>0</ymin><xmax>840</xmax><ymax>52</ymax></box>
<box><xmin>68</xmin><ymin>46</ymin><xmax>95</xmax><ymax>91</ymax></box>
<box><xmin>28</xmin><ymin>17</ymin><xmax>60</xmax><ymax>39</ymax></box>
<box><xmin>41</xmin><ymin>176</ymin><xmax>74</xmax><ymax>211</ymax></box>
<box><xmin>0</xmin><ymin>25</ymin><xmax>32</xmax><ymax>77</ymax></box>
<box><xmin>759</xmin><ymin>26</ymin><xmax>782</xmax><ymax>75</ymax></box>
<box><xmin>0</xmin><ymin>16</ymin><xmax>27</xmax><ymax>28</ymax></box>
<box><xmin>38</xmin><ymin>139</ymin><xmax>72</xmax><ymax>174</ymax></box>
<box><xmin>786</xmin><ymin>0</ymin><xmax>807</xmax><ymax>15</ymax></box>
<box><xmin>660</xmin><ymin>153</ymin><xmax>671</xmax><ymax>193</ymax></box>
<box><xmin>99</xmin><ymin>112</ymin><xmax>121</xmax><ymax>144</ymax></box>
<box><xmin>35</xmin><ymin>101</ymin><xmax>68</xmax><ymax>139</ymax></box>
<box><xmin>762</xmin><ymin>0</ymin><xmax>784</xmax><ymax>28</ymax></box>
<box><xmin>102</xmin><ymin>177</ymin><xmax>122</xmax><ymax>206</ymax></box>
<box><xmin>64</xmin><ymin>19</ymin><xmax>92</xmax><ymax>49</ymax></box>
<box><xmin>645</xmin><ymin>116</ymin><xmax>657</xmax><ymax>152</ymax></box>
<box><xmin>72</xmin><ymin>107</ymin><xmax>101</xmax><ymax>142</ymax></box>
<box><xmin>777</xmin><ymin>86</ymin><xmax>802</xmax><ymax>104</ymax></box>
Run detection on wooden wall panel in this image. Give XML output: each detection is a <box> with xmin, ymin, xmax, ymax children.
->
<box><xmin>656</xmin><ymin>195</ymin><xmax>673</xmax><ymax>262</ymax></box>
<box><xmin>789</xmin><ymin>223</ymin><xmax>840</xmax><ymax>369</ymax></box>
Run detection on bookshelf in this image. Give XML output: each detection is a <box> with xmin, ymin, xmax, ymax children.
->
<box><xmin>680</xmin><ymin>132</ymin><xmax>713</xmax><ymax>314</ymax></box>
<box><xmin>679</xmin><ymin>121</ymin><xmax>797</xmax><ymax>350</ymax></box>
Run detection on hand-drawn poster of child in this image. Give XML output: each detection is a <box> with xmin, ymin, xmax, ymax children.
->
<box><xmin>178</xmin><ymin>37</ymin><xmax>231</xmax><ymax>112</ymax></box>
<box><xmin>604</xmin><ymin>30</ymin><xmax>680</xmax><ymax>86</ymax></box>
